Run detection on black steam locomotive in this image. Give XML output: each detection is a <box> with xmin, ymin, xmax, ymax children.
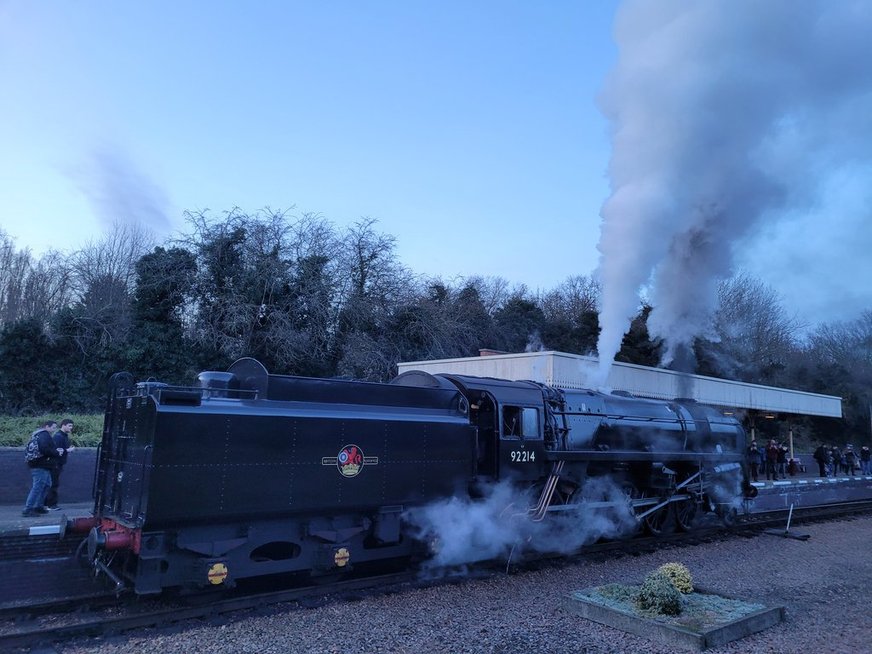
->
<box><xmin>74</xmin><ymin>358</ymin><xmax>753</xmax><ymax>594</ymax></box>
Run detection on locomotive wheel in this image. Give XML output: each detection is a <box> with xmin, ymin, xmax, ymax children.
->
<box><xmin>717</xmin><ymin>505</ymin><xmax>739</xmax><ymax>527</ymax></box>
<box><xmin>641</xmin><ymin>494</ymin><xmax>675</xmax><ymax>536</ymax></box>
<box><xmin>619</xmin><ymin>485</ymin><xmax>643</xmax><ymax>538</ymax></box>
<box><xmin>674</xmin><ymin>498</ymin><xmax>698</xmax><ymax>532</ymax></box>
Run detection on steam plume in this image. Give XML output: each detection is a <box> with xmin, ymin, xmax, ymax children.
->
<box><xmin>595</xmin><ymin>0</ymin><xmax>872</xmax><ymax>382</ymax></box>
<box><xmin>74</xmin><ymin>145</ymin><xmax>172</xmax><ymax>237</ymax></box>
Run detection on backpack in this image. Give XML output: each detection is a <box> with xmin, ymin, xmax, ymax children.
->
<box><xmin>24</xmin><ymin>431</ymin><xmax>41</xmax><ymax>463</ymax></box>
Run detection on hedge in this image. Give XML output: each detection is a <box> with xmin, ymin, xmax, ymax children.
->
<box><xmin>0</xmin><ymin>415</ymin><xmax>104</xmax><ymax>447</ymax></box>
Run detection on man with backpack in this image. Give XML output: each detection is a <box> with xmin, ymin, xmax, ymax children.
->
<box><xmin>22</xmin><ymin>420</ymin><xmax>62</xmax><ymax>517</ymax></box>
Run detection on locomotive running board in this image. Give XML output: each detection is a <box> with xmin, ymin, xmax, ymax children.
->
<box><xmin>544</xmin><ymin>450</ymin><xmax>743</xmax><ymax>463</ymax></box>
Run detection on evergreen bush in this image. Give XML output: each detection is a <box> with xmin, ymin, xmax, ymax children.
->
<box><xmin>0</xmin><ymin>414</ymin><xmax>103</xmax><ymax>447</ymax></box>
<box><xmin>656</xmin><ymin>562</ymin><xmax>694</xmax><ymax>594</ymax></box>
<box><xmin>636</xmin><ymin>570</ymin><xmax>682</xmax><ymax>615</ymax></box>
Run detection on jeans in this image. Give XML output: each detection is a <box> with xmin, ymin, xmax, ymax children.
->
<box><xmin>24</xmin><ymin>468</ymin><xmax>52</xmax><ymax>511</ymax></box>
<box><xmin>45</xmin><ymin>466</ymin><xmax>62</xmax><ymax>507</ymax></box>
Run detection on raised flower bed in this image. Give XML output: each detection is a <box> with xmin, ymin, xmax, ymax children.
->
<box><xmin>563</xmin><ymin>564</ymin><xmax>784</xmax><ymax>651</ymax></box>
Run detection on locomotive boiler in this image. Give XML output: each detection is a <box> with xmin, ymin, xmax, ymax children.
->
<box><xmin>75</xmin><ymin>358</ymin><xmax>753</xmax><ymax>594</ymax></box>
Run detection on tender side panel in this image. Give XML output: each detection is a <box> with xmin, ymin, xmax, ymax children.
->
<box><xmin>141</xmin><ymin>403</ymin><xmax>474</xmax><ymax>526</ymax></box>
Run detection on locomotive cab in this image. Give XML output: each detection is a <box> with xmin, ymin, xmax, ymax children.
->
<box><xmin>432</xmin><ymin>374</ymin><xmax>549</xmax><ymax>485</ymax></box>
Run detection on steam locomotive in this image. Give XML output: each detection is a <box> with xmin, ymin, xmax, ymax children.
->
<box><xmin>72</xmin><ymin>358</ymin><xmax>754</xmax><ymax>594</ymax></box>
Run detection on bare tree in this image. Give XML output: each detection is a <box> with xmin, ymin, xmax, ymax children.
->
<box><xmin>0</xmin><ymin>230</ymin><xmax>74</xmax><ymax>327</ymax></box>
<box><xmin>334</xmin><ymin>218</ymin><xmax>418</xmax><ymax>379</ymax></box>
<box><xmin>182</xmin><ymin>208</ymin><xmax>291</xmax><ymax>366</ymax></box>
<box><xmin>703</xmin><ymin>272</ymin><xmax>802</xmax><ymax>383</ymax></box>
<box><xmin>60</xmin><ymin>221</ymin><xmax>154</xmax><ymax>353</ymax></box>
<box><xmin>459</xmin><ymin>275</ymin><xmax>513</xmax><ymax>317</ymax></box>
<box><xmin>801</xmin><ymin>310</ymin><xmax>872</xmax><ymax>441</ymax></box>
<box><xmin>19</xmin><ymin>252</ymin><xmax>73</xmax><ymax>320</ymax></box>
<box><xmin>0</xmin><ymin>229</ymin><xmax>33</xmax><ymax>325</ymax></box>
<box><xmin>180</xmin><ymin>208</ymin><xmax>349</xmax><ymax>375</ymax></box>
<box><xmin>261</xmin><ymin>212</ymin><xmax>342</xmax><ymax>375</ymax></box>
<box><xmin>537</xmin><ymin>274</ymin><xmax>602</xmax><ymax>354</ymax></box>
<box><xmin>69</xmin><ymin>221</ymin><xmax>154</xmax><ymax>298</ymax></box>
<box><xmin>808</xmin><ymin>312</ymin><xmax>872</xmax><ymax>370</ymax></box>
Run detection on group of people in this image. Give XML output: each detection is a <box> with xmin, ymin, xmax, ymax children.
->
<box><xmin>812</xmin><ymin>443</ymin><xmax>871</xmax><ymax>478</ymax></box>
<box><xmin>745</xmin><ymin>439</ymin><xmax>795</xmax><ymax>482</ymax></box>
<box><xmin>747</xmin><ymin>438</ymin><xmax>872</xmax><ymax>483</ymax></box>
<box><xmin>22</xmin><ymin>419</ymin><xmax>75</xmax><ymax>517</ymax></box>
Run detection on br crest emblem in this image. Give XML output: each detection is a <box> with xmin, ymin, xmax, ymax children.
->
<box><xmin>322</xmin><ymin>444</ymin><xmax>379</xmax><ymax>477</ymax></box>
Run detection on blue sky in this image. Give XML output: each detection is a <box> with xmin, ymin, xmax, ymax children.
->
<box><xmin>2</xmin><ymin>1</ymin><xmax>871</xmax><ymax>334</ymax></box>
<box><xmin>1</xmin><ymin>1</ymin><xmax>617</xmax><ymax>289</ymax></box>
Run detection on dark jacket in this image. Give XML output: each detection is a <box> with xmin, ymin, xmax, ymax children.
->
<box><xmin>52</xmin><ymin>429</ymin><xmax>71</xmax><ymax>466</ymax></box>
<box><xmin>28</xmin><ymin>429</ymin><xmax>62</xmax><ymax>470</ymax></box>
<box><xmin>777</xmin><ymin>447</ymin><xmax>788</xmax><ymax>464</ymax></box>
<box><xmin>746</xmin><ymin>444</ymin><xmax>759</xmax><ymax>464</ymax></box>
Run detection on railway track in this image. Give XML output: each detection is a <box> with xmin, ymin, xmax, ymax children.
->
<box><xmin>0</xmin><ymin>571</ymin><xmax>418</xmax><ymax>652</ymax></box>
<box><xmin>3</xmin><ymin>499</ymin><xmax>872</xmax><ymax>652</ymax></box>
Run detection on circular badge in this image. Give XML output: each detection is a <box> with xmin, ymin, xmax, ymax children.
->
<box><xmin>337</xmin><ymin>444</ymin><xmax>364</xmax><ymax>477</ymax></box>
<box><xmin>207</xmin><ymin>562</ymin><xmax>228</xmax><ymax>585</ymax></box>
<box><xmin>334</xmin><ymin>547</ymin><xmax>350</xmax><ymax>567</ymax></box>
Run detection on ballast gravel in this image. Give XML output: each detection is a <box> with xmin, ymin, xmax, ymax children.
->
<box><xmin>60</xmin><ymin>516</ymin><xmax>872</xmax><ymax>654</ymax></box>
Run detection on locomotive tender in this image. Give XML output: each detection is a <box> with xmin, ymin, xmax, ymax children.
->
<box><xmin>76</xmin><ymin>358</ymin><xmax>753</xmax><ymax>594</ymax></box>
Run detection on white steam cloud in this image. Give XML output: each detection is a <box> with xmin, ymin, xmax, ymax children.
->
<box><xmin>595</xmin><ymin>0</ymin><xmax>872</xmax><ymax>382</ymax></box>
<box><xmin>404</xmin><ymin>478</ymin><xmax>639</xmax><ymax>572</ymax></box>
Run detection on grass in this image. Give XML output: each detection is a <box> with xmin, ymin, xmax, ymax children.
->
<box><xmin>0</xmin><ymin>414</ymin><xmax>104</xmax><ymax>447</ymax></box>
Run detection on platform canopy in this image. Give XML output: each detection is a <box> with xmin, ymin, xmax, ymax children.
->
<box><xmin>397</xmin><ymin>350</ymin><xmax>843</xmax><ymax>419</ymax></box>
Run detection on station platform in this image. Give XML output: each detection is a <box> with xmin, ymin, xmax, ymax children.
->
<box><xmin>0</xmin><ymin>501</ymin><xmax>94</xmax><ymax>538</ymax></box>
<box><xmin>0</xmin><ymin>501</ymin><xmax>101</xmax><ymax>609</ymax></box>
<box><xmin>748</xmin><ymin>473</ymin><xmax>872</xmax><ymax>512</ymax></box>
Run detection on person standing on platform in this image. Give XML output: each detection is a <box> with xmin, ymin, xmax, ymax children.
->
<box><xmin>22</xmin><ymin>420</ymin><xmax>62</xmax><ymax>517</ymax></box>
<box><xmin>44</xmin><ymin>419</ymin><xmax>75</xmax><ymax>510</ymax></box>
<box><xmin>830</xmin><ymin>446</ymin><xmax>841</xmax><ymax>477</ymax></box>
<box><xmin>746</xmin><ymin>440</ymin><xmax>760</xmax><ymax>482</ymax></box>
<box><xmin>765</xmin><ymin>439</ymin><xmax>780</xmax><ymax>481</ymax></box>
<box><xmin>844</xmin><ymin>444</ymin><xmax>857</xmax><ymax>476</ymax></box>
<box><xmin>758</xmin><ymin>444</ymin><xmax>766</xmax><ymax>478</ymax></box>
<box><xmin>777</xmin><ymin>444</ymin><xmax>788</xmax><ymax>479</ymax></box>
<box><xmin>860</xmin><ymin>445</ymin><xmax>871</xmax><ymax>475</ymax></box>
<box><xmin>813</xmin><ymin>444</ymin><xmax>829</xmax><ymax>478</ymax></box>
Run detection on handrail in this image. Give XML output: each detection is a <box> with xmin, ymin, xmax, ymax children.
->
<box><xmin>134</xmin><ymin>444</ymin><xmax>152</xmax><ymax>527</ymax></box>
<box><xmin>528</xmin><ymin>460</ymin><xmax>564</xmax><ymax>521</ymax></box>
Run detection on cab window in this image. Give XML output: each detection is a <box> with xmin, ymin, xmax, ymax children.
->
<box><xmin>502</xmin><ymin>406</ymin><xmax>540</xmax><ymax>439</ymax></box>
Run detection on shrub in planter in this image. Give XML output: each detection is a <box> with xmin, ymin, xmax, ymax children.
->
<box><xmin>636</xmin><ymin>571</ymin><xmax>682</xmax><ymax>615</ymax></box>
<box><xmin>656</xmin><ymin>562</ymin><xmax>694</xmax><ymax>594</ymax></box>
